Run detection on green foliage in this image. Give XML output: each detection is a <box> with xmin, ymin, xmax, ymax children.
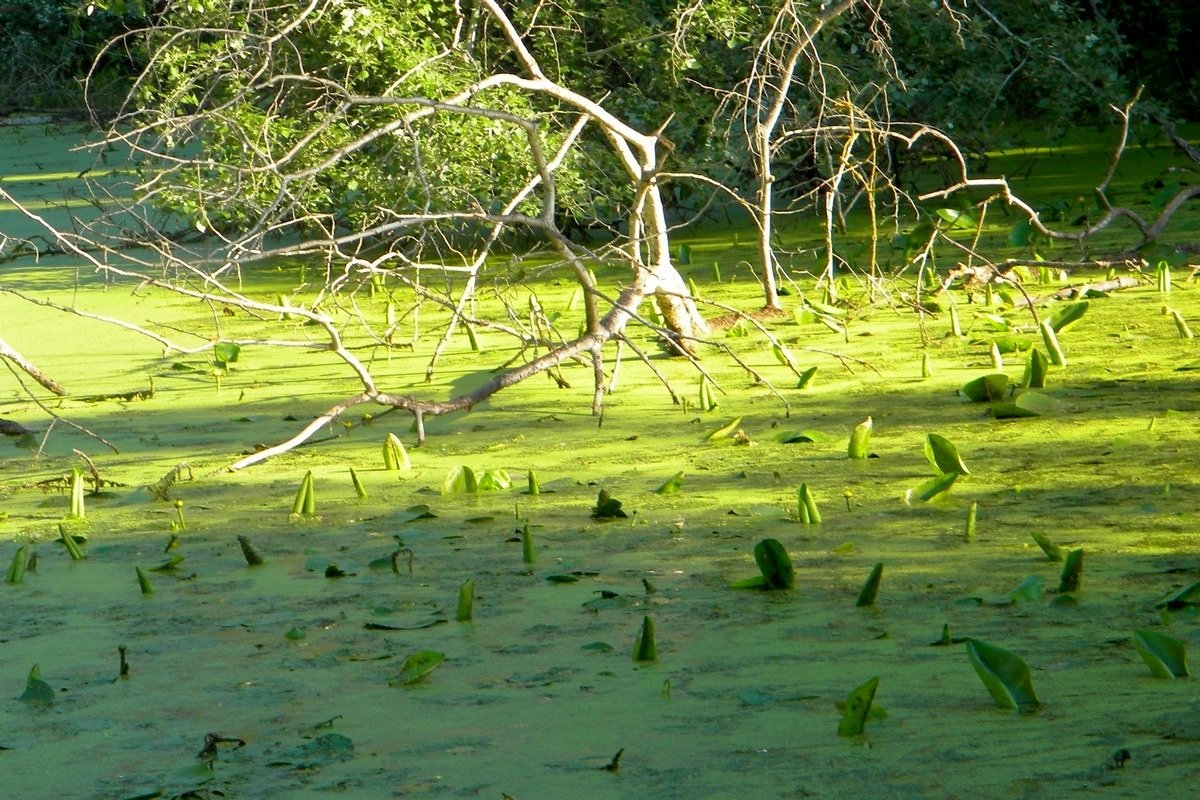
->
<box><xmin>965</xmin><ymin>638</ymin><xmax>1041</xmax><ymax>712</ymax></box>
<box><xmin>836</xmin><ymin>676</ymin><xmax>879</xmax><ymax>737</ymax></box>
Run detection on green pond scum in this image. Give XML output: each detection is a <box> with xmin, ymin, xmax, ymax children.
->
<box><xmin>0</xmin><ymin>126</ymin><xmax>1199</xmax><ymax>797</ymax></box>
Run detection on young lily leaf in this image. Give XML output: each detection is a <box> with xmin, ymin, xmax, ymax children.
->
<box><xmin>456</xmin><ymin>579</ymin><xmax>474</xmax><ymax>622</ymax></box>
<box><xmin>1020</xmin><ymin>348</ymin><xmax>1050</xmax><ymax>389</ymax></box>
<box><xmin>707</xmin><ymin>417</ymin><xmax>743</xmax><ymax>442</ymax></box>
<box><xmin>632</xmin><ymin>616</ymin><xmax>657</xmax><ymax>662</ymax></box>
<box><xmin>1156</xmin><ymin>579</ymin><xmax>1200</xmax><ymax>609</ymax></box>
<box><xmin>592</xmin><ymin>490</ymin><xmax>628</xmax><ymax>520</ymax></box>
<box><xmin>474</xmin><ymin>469</ymin><xmax>511</xmax><ymax>492</ymax></box>
<box><xmin>796</xmin><ymin>366</ymin><xmax>818</xmax><ymax>389</ymax></box>
<box><xmin>728</xmin><ymin>575</ymin><xmax>769</xmax><ymax>590</ymax></box>
<box><xmin>797</xmin><ymin>483</ymin><xmax>821</xmax><ymax>524</ymax></box>
<box><xmin>19</xmin><ymin>664</ymin><xmax>54</xmax><ymax>705</ymax></box>
<box><xmin>6</xmin><ymin>544</ymin><xmax>28</xmax><ymax>584</ymax></box>
<box><xmin>1031</xmin><ymin>532</ymin><xmax>1064</xmax><ymax>562</ymax></box>
<box><xmin>848</xmin><ymin>417</ymin><xmax>872</xmax><ymax>459</ymax></box>
<box><xmin>855</xmin><ymin>563</ymin><xmax>883</xmax><ymax>607</ymax></box>
<box><xmin>1005</xmin><ymin>575</ymin><xmax>1046</xmax><ymax>603</ymax></box>
<box><xmin>655</xmin><ymin>471</ymin><xmax>685</xmax><ymax>494</ymax></box>
<box><xmin>991</xmin><ymin>391</ymin><xmax>1060</xmax><ymax>419</ymax></box>
<box><xmin>778</xmin><ymin>429</ymin><xmax>830</xmax><ymax>444</ymax></box>
<box><xmin>965</xmin><ymin>638</ymin><xmax>1041</xmax><ymax>711</ymax></box>
<box><xmin>837</xmin><ymin>676</ymin><xmax>880</xmax><ymax>737</ymax></box>
<box><xmin>1132</xmin><ymin>629</ymin><xmax>1189</xmax><ymax>678</ymax></box>
<box><xmin>441</xmin><ymin>465</ymin><xmax>479</xmax><ymax>494</ymax></box>
<box><xmin>960</xmin><ymin>374</ymin><xmax>1009</xmax><ymax>402</ymax></box>
<box><xmin>1047</xmin><ymin>301</ymin><xmax>1088</xmax><ymax>333</ymax></box>
<box><xmin>1058</xmin><ymin>548</ymin><xmax>1083</xmax><ymax>593</ymax></box>
<box><xmin>923</xmin><ymin>434</ymin><xmax>970</xmax><ymax>475</ymax></box>
<box><xmin>698</xmin><ymin>376</ymin><xmax>718</xmax><ymax>411</ymax></box>
<box><xmin>754</xmin><ymin>538</ymin><xmax>796</xmax><ymax>590</ymax></box>
<box><xmin>905</xmin><ymin>471</ymin><xmax>958</xmax><ymax>504</ymax></box>
<box><xmin>388</xmin><ymin>650</ymin><xmax>445</xmax><ymax>686</ymax></box>
<box><xmin>212</xmin><ymin>341</ymin><xmax>240</xmax><ymax>367</ymax></box>
<box><xmin>1039</xmin><ymin>319</ymin><xmax>1067</xmax><ymax>367</ymax></box>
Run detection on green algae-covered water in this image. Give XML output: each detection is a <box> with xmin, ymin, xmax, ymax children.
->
<box><xmin>1</xmin><ymin>124</ymin><xmax>1199</xmax><ymax>798</ymax></box>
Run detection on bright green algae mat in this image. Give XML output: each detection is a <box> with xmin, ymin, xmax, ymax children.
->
<box><xmin>1</xmin><ymin>127</ymin><xmax>1200</xmax><ymax>798</ymax></box>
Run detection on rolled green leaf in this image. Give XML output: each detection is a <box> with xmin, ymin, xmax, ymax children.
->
<box><xmin>349</xmin><ymin>467</ymin><xmax>367</xmax><ymax>499</ymax></box>
<box><xmin>1170</xmin><ymin>309</ymin><xmax>1194</xmax><ymax>339</ymax></box>
<box><xmin>924</xmin><ymin>433</ymin><xmax>970</xmax><ymax>475</ymax></box>
<box><xmin>633</xmin><ymin>616</ymin><xmax>657</xmax><ymax>662</ymax></box>
<box><xmin>388</xmin><ymin>650</ymin><xmax>445</xmax><ymax>686</ymax></box>
<box><xmin>655</xmin><ymin>471</ymin><xmax>685</xmax><ymax>494</ymax></box>
<box><xmin>949</xmin><ymin>304</ymin><xmax>963</xmax><ymax>337</ymax></box>
<box><xmin>1132</xmin><ymin>629</ymin><xmax>1189</xmax><ymax>678</ymax></box>
<box><xmin>1047</xmin><ymin>301</ymin><xmax>1088</xmax><ymax>332</ymax></box>
<box><xmin>521</xmin><ymin>524</ymin><xmax>535</xmax><ymax>565</ymax></box>
<box><xmin>526</xmin><ymin>470</ymin><xmax>540</xmax><ymax>496</ymax></box>
<box><xmin>69</xmin><ymin>468</ymin><xmax>85</xmax><ymax>519</ymax></box>
<box><xmin>1058</xmin><ymin>548</ymin><xmax>1083</xmax><ymax>593</ymax></box>
<box><xmin>960</xmin><ymin>374</ymin><xmax>1009</xmax><ymax>402</ymax></box>
<box><xmin>797</xmin><ymin>365</ymin><xmax>818</xmax><ymax>389</ymax></box>
<box><xmin>798</xmin><ymin>483</ymin><xmax>821</xmax><ymax>524</ymax></box>
<box><xmin>848</xmin><ymin>417</ymin><xmax>872</xmax><ymax>459</ymax></box>
<box><xmin>754</xmin><ymin>538</ymin><xmax>795</xmax><ymax>590</ymax></box>
<box><xmin>1031</xmin><ymin>532</ymin><xmax>1064</xmax><ymax>562</ymax></box>
<box><xmin>1020</xmin><ymin>348</ymin><xmax>1050</xmax><ymax>389</ymax></box>
<box><xmin>1039</xmin><ymin>319</ymin><xmax>1067</xmax><ymax>367</ymax></box>
<box><xmin>837</xmin><ymin>676</ymin><xmax>880</xmax><ymax>737</ymax></box>
<box><xmin>905</xmin><ymin>471</ymin><xmax>958</xmax><ymax>503</ymax></box>
<box><xmin>965</xmin><ymin>638</ymin><xmax>1040</xmax><ymax>711</ymax></box>
<box><xmin>135</xmin><ymin>565</ymin><xmax>154</xmax><ymax>595</ymax></box>
<box><xmin>964</xmin><ymin>502</ymin><xmax>978</xmax><ymax>541</ymax></box>
<box><xmin>301</xmin><ymin>471</ymin><xmax>316</xmax><ymax>516</ymax></box>
<box><xmin>237</xmin><ymin>535</ymin><xmax>265</xmax><ymax>567</ymax></box>
<box><xmin>6</xmin><ymin>544</ymin><xmax>28</xmax><ymax>584</ymax></box>
<box><xmin>706</xmin><ymin>417</ymin><xmax>742</xmax><ymax>442</ymax></box>
<box><xmin>456</xmin><ymin>579</ymin><xmax>474</xmax><ymax>622</ymax></box>
<box><xmin>855</xmin><ymin>563</ymin><xmax>883</xmax><ymax>607</ymax></box>
<box><xmin>60</xmin><ymin>524</ymin><xmax>84</xmax><ymax>561</ymax></box>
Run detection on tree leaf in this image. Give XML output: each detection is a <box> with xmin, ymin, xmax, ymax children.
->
<box><xmin>923</xmin><ymin>433</ymin><xmax>970</xmax><ymax>475</ymax></box>
<box><xmin>753</xmin><ymin>538</ymin><xmax>795</xmax><ymax>590</ymax></box>
<box><xmin>796</xmin><ymin>365</ymin><xmax>817</xmax><ymax>389</ymax></box>
<box><xmin>936</xmin><ymin>207</ymin><xmax>977</xmax><ymax>230</ymax></box>
<box><xmin>960</xmin><ymin>374</ymin><xmax>1009</xmax><ymax>402</ymax></box>
<box><xmin>905</xmin><ymin>471</ymin><xmax>958</xmax><ymax>503</ymax></box>
<box><xmin>388</xmin><ymin>650</ymin><xmax>445</xmax><ymax>686</ymax></box>
<box><xmin>707</xmin><ymin>417</ymin><xmax>743</xmax><ymax>441</ymax></box>
<box><xmin>837</xmin><ymin>676</ymin><xmax>880</xmax><ymax>737</ymax></box>
<box><xmin>1132</xmin><ymin>629</ymin><xmax>1189</xmax><ymax>678</ymax></box>
<box><xmin>848</xmin><ymin>416</ymin><xmax>872</xmax><ymax>459</ymax></box>
<box><xmin>654</xmin><ymin>471</ymin><xmax>685</xmax><ymax>494</ymax></box>
<box><xmin>965</xmin><ymin>638</ymin><xmax>1041</xmax><ymax>711</ymax></box>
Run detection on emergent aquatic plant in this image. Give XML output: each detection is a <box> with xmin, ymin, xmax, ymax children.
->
<box><xmin>965</xmin><ymin>638</ymin><xmax>1041</xmax><ymax>712</ymax></box>
<box><xmin>731</xmin><ymin>538</ymin><xmax>796</xmax><ymax>590</ymax></box>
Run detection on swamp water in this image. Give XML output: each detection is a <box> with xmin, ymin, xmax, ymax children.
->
<box><xmin>0</xmin><ymin>126</ymin><xmax>1199</xmax><ymax>798</ymax></box>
